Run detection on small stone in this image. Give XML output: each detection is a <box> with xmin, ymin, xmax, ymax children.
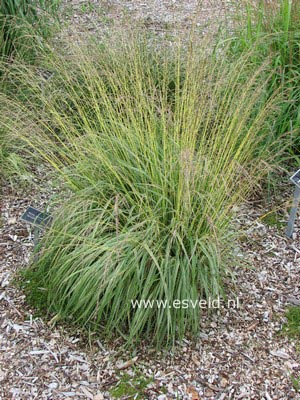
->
<box><xmin>48</xmin><ymin>382</ymin><xmax>58</xmax><ymax>389</ymax></box>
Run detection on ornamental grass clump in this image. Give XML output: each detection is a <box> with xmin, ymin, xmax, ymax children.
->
<box><xmin>229</xmin><ymin>0</ymin><xmax>300</xmax><ymax>152</ymax></box>
<box><xmin>2</xmin><ymin>36</ymin><xmax>282</xmax><ymax>345</ymax></box>
<box><xmin>0</xmin><ymin>0</ymin><xmax>59</xmax><ymax>181</ymax></box>
<box><xmin>0</xmin><ymin>0</ymin><xmax>59</xmax><ymax>61</ymax></box>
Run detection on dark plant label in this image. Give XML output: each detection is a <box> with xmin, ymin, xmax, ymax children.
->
<box><xmin>21</xmin><ymin>206</ymin><xmax>52</xmax><ymax>228</ymax></box>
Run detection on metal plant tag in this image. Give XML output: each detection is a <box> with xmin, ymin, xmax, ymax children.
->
<box><xmin>290</xmin><ymin>169</ymin><xmax>300</xmax><ymax>188</ymax></box>
<box><xmin>286</xmin><ymin>169</ymin><xmax>300</xmax><ymax>238</ymax></box>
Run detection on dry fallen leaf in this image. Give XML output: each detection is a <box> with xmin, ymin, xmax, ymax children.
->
<box><xmin>116</xmin><ymin>356</ymin><xmax>138</xmax><ymax>370</ymax></box>
<box><xmin>187</xmin><ymin>386</ymin><xmax>200</xmax><ymax>400</ymax></box>
<box><xmin>191</xmin><ymin>355</ymin><xmax>200</xmax><ymax>367</ymax></box>
<box><xmin>220</xmin><ymin>377</ymin><xmax>228</xmax><ymax>388</ymax></box>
